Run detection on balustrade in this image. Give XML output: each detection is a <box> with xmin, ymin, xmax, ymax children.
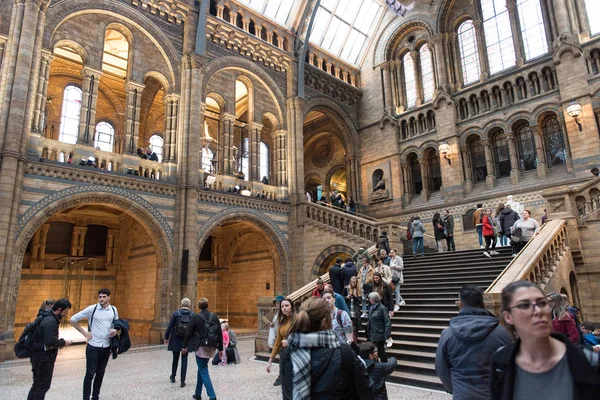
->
<box><xmin>455</xmin><ymin>60</ymin><xmax>558</xmax><ymax>122</ymax></box>
<box><xmin>200</xmin><ymin>171</ymin><xmax>285</xmax><ymax>202</ymax></box>
<box><xmin>398</xmin><ymin>107</ymin><xmax>437</xmax><ymax>141</ymax></box>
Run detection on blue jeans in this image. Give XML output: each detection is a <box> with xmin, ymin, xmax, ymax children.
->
<box><xmin>195</xmin><ymin>356</ymin><xmax>216</xmax><ymax>399</ymax></box>
<box><xmin>394</xmin><ymin>283</ymin><xmax>404</xmax><ymax>305</ymax></box>
<box><xmin>412</xmin><ymin>237</ymin><xmax>424</xmax><ymax>255</ymax></box>
<box><xmin>499</xmin><ymin>234</ymin><xmax>508</xmax><ymax>246</ymax></box>
<box><xmin>476</xmin><ymin>225</ymin><xmax>483</xmax><ymax>246</ymax></box>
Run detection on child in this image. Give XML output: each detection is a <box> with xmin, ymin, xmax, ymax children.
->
<box><xmin>219</xmin><ymin>322</ymin><xmax>230</xmax><ymax>366</ymax></box>
<box><xmin>358</xmin><ymin>342</ymin><xmax>397</xmax><ymax>400</ymax></box>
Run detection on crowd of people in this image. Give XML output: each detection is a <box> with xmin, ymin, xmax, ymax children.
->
<box><xmin>311</xmin><ymin>189</ymin><xmax>357</xmax><ymax>215</ymax></box>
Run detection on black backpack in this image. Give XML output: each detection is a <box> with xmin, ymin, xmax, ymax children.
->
<box><xmin>197</xmin><ymin>312</ymin><xmax>220</xmax><ymax>348</ymax></box>
<box><xmin>14</xmin><ymin>315</ymin><xmax>43</xmax><ymax>358</ymax></box>
<box><xmin>175</xmin><ymin>311</ymin><xmax>192</xmax><ymax>337</ymax></box>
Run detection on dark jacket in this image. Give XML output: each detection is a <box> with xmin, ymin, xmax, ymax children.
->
<box><xmin>32</xmin><ymin>311</ymin><xmax>65</xmax><ymax>363</ymax></box>
<box><xmin>329</xmin><ymin>263</ymin><xmax>345</xmax><ymax>294</ymax></box>
<box><xmin>364</xmin><ymin>357</ymin><xmax>398</xmax><ymax>400</ymax></box>
<box><xmin>280</xmin><ymin>343</ymin><xmax>374</xmax><ymax>400</ymax></box>
<box><xmin>374</xmin><ymin>283</ymin><xmax>393</xmax><ymax>312</ymax></box>
<box><xmin>490</xmin><ymin>333</ymin><xmax>600</xmax><ymax>400</ymax></box>
<box><xmin>498</xmin><ymin>208</ymin><xmax>520</xmax><ymax>236</ymax></box>
<box><xmin>432</xmin><ymin>214</ymin><xmax>446</xmax><ymax>241</ymax></box>
<box><xmin>342</xmin><ymin>262</ymin><xmax>357</xmax><ymax>287</ymax></box>
<box><xmin>435</xmin><ymin>306</ymin><xmax>512</xmax><ymax>400</ymax></box>
<box><xmin>165</xmin><ymin>308</ymin><xmax>194</xmax><ymax>352</ymax></box>
<box><xmin>110</xmin><ymin>319</ymin><xmax>131</xmax><ymax>359</ymax></box>
<box><xmin>367</xmin><ymin>302</ymin><xmax>391</xmax><ymax>343</ymax></box>
<box><xmin>376</xmin><ymin>235</ymin><xmax>390</xmax><ymax>254</ymax></box>
<box><xmin>182</xmin><ymin>309</ymin><xmax>223</xmax><ymax>352</ymax></box>
<box><xmin>444</xmin><ymin>214</ymin><xmax>455</xmax><ymax>236</ymax></box>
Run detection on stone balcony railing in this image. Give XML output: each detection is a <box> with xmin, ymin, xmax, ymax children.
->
<box><xmin>40</xmin><ymin>138</ymin><xmax>168</xmax><ymax>181</ymax></box>
<box><xmin>454</xmin><ymin>57</ymin><xmax>559</xmax><ymax>124</ymax></box>
<box><xmin>199</xmin><ymin>170</ymin><xmax>288</xmax><ymax>203</ymax></box>
<box><xmin>304</xmin><ymin>201</ymin><xmax>379</xmax><ymax>242</ymax></box>
<box><xmin>485</xmin><ymin>219</ymin><xmax>570</xmax><ymax>314</ymax></box>
<box><xmin>395</xmin><ymin>103</ymin><xmax>437</xmax><ymax>142</ymax></box>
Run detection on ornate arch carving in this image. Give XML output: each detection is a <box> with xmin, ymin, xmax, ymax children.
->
<box><xmin>373</xmin><ymin>17</ymin><xmax>435</xmax><ymax>66</ymax></box>
<box><xmin>400</xmin><ymin>146</ymin><xmax>420</xmax><ymax>163</ymax></box>
<box><xmin>311</xmin><ymin>244</ymin><xmax>356</xmax><ymax>277</ymax></box>
<box><xmin>196</xmin><ymin>207</ymin><xmax>291</xmax><ymax>292</ymax></box>
<box><xmin>460</xmin><ymin>130</ymin><xmax>483</xmax><ymax>147</ymax></box>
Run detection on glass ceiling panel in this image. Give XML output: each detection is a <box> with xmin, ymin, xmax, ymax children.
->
<box><xmin>238</xmin><ymin>0</ymin><xmax>296</xmax><ymax>26</ymax></box>
<box><xmin>309</xmin><ymin>0</ymin><xmax>383</xmax><ymax>65</ymax></box>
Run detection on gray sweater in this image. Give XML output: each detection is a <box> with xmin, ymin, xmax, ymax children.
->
<box><xmin>512</xmin><ymin>218</ymin><xmax>540</xmax><ymax>241</ymax></box>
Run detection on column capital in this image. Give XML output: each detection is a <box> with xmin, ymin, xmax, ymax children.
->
<box><xmin>220</xmin><ymin>113</ymin><xmax>237</xmax><ymax>123</ymax></box>
<box><xmin>41</xmin><ymin>50</ymin><xmax>54</xmax><ymax>63</ymax></box>
<box><xmin>163</xmin><ymin>93</ymin><xmax>180</xmax><ymax>102</ymax></box>
<box><xmin>430</xmin><ymin>34</ymin><xmax>444</xmax><ymax>46</ymax></box>
<box><xmin>505</xmin><ymin>132</ymin><xmax>516</xmax><ymax>141</ymax></box>
<box><xmin>381</xmin><ymin>61</ymin><xmax>391</xmax><ymax>71</ymax></box>
<box><xmin>247</xmin><ymin>122</ymin><xmax>263</xmax><ymax>131</ymax></box>
<box><xmin>82</xmin><ymin>66</ymin><xmax>103</xmax><ymax>78</ymax></box>
<box><xmin>448</xmin><ymin>32</ymin><xmax>458</xmax><ymax>43</ymax></box>
<box><xmin>505</xmin><ymin>0</ymin><xmax>517</xmax><ymax>12</ymax></box>
<box><xmin>472</xmin><ymin>20</ymin><xmax>483</xmax><ymax>29</ymax></box>
<box><xmin>460</xmin><ymin>146</ymin><xmax>470</xmax><ymax>154</ymax></box>
<box><xmin>125</xmin><ymin>81</ymin><xmax>145</xmax><ymax>92</ymax></box>
<box><xmin>275</xmin><ymin>129</ymin><xmax>287</xmax><ymax>138</ymax></box>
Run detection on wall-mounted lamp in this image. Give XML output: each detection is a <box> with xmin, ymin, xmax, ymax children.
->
<box><xmin>566</xmin><ymin>100</ymin><xmax>583</xmax><ymax>132</ymax></box>
<box><xmin>439</xmin><ymin>140</ymin><xmax>452</xmax><ymax>165</ymax></box>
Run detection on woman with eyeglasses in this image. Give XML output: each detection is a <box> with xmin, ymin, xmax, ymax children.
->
<box><xmin>547</xmin><ymin>292</ymin><xmax>579</xmax><ymax>344</ymax></box>
<box><xmin>490</xmin><ymin>281</ymin><xmax>600</xmax><ymax>399</ymax></box>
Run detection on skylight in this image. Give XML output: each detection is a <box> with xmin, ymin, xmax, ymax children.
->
<box><xmin>237</xmin><ymin>0</ymin><xmax>296</xmax><ymax>26</ymax></box>
<box><xmin>309</xmin><ymin>0</ymin><xmax>383</xmax><ymax>65</ymax></box>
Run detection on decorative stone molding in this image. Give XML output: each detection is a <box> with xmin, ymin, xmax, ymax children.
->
<box><xmin>197</xmin><ymin>191</ymin><xmax>289</xmax><ymax>214</ymax></box>
<box><xmin>304</xmin><ymin>64</ymin><xmax>362</xmax><ymax>107</ymax></box>
<box><xmin>130</xmin><ymin>0</ymin><xmax>190</xmax><ymax>24</ymax></box>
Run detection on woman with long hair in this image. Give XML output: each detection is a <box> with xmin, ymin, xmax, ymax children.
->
<box><xmin>266</xmin><ymin>298</ymin><xmax>296</xmax><ymax>386</ymax></box>
<box><xmin>322</xmin><ymin>290</ymin><xmax>354</xmax><ymax>345</ymax></box>
<box><xmin>496</xmin><ymin>204</ymin><xmax>508</xmax><ymax>246</ymax></box>
<box><xmin>482</xmin><ymin>208</ymin><xmax>499</xmax><ymax>258</ymax></box>
<box><xmin>547</xmin><ymin>292</ymin><xmax>579</xmax><ymax>344</ymax></box>
<box><xmin>490</xmin><ymin>281</ymin><xmax>600</xmax><ymax>399</ymax></box>
<box><xmin>280</xmin><ymin>297</ymin><xmax>373</xmax><ymax>399</ymax></box>
<box><xmin>37</xmin><ymin>298</ymin><xmax>55</xmax><ymax>317</ymax></box>
<box><xmin>343</xmin><ymin>276</ymin><xmax>362</xmax><ymax>339</ymax></box>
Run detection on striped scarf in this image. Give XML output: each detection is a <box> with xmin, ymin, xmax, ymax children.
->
<box><xmin>287</xmin><ymin>330</ymin><xmax>340</xmax><ymax>400</ymax></box>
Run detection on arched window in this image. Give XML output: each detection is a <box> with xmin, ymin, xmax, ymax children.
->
<box><xmin>201</xmin><ymin>147</ymin><xmax>214</xmax><ymax>173</ymax></box>
<box><xmin>458</xmin><ymin>20</ymin><xmax>481</xmax><ymax>85</ymax></box>
<box><xmin>59</xmin><ymin>85</ymin><xmax>82</xmax><ymax>144</ymax></box>
<box><xmin>102</xmin><ymin>29</ymin><xmax>129</xmax><ymax>77</ymax></box>
<box><xmin>420</xmin><ymin>44</ymin><xmax>434</xmax><ymax>102</ymax></box>
<box><xmin>94</xmin><ymin>122</ymin><xmax>114</xmax><ymax>152</ymax></box>
<box><xmin>492</xmin><ymin>132</ymin><xmax>511</xmax><ymax>178</ymax></box>
<box><xmin>403</xmin><ymin>52</ymin><xmax>417</xmax><ymax>109</ymax></box>
<box><xmin>241</xmin><ymin>137</ymin><xmax>249</xmax><ymax>180</ymax></box>
<box><xmin>517</xmin><ymin>0</ymin><xmax>548</xmax><ymax>60</ymax></box>
<box><xmin>427</xmin><ymin>150</ymin><xmax>442</xmax><ymax>191</ymax></box>
<box><xmin>260</xmin><ymin>142</ymin><xmax>269</xmax><ymax>182</ymax></box>
<box><xmin>481</xmin><ymin>0</ymin><xmax>515</xmax><ymax>74</ymax></box>
<box><xmin>409</xmin><ymin>154</ymin><xmax>422</xmax><ymax>194</ymax></box>
<box><xmin>585</xmin><ymin>0</ymin><xmax>600</xmax><ymax>36</ymax></box>
<box><xmin>515</xmin><ymin>125</ymin><xmax>537</xmax><ymax>171</ymax></box>
<box><xmin>470</xmin><ymin>137</ymin><xmax>487</xmax><ymax>182</ymax></box>
<box><xmin>149</xmin><ymin>134</ymin><xmax>163</xmax><ymax>162</ymax></box>
<box><xmin>542</xmin><ymin>116</ymin><xmax>566</xmax><ymax>166</ymax></box>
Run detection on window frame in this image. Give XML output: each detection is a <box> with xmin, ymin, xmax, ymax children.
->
<box><xmin>480</xmin><ymin>0</ymin><xmax>516</xmax><ymax>75</ymax></box>
<box><xmin>94</xmin><ymin>121</ymin><xmax>115</xmax><ymax>153</ymax></box>
<box><xmin>201</xmin><ymin>147</ymin><xmax>215</xmax><ymax>173</ymax></box>
<box><xmin>58</xmin><ymin>84</ymin><xmax>82</xmax><ymax>145</ymax></box>
<box><xmin>149</xmin><ymin>134</ymin><xmax>164</xmax><ymax>162</ymax></box>
<box><xmin>259</xmin><ymin>141</ymin><xmax>269</xmax><ymax>182</ymax></box>
<box><xmin>457</xmin><ymin>19</ymin><xmax>482</xmax><ymax>86</ymax></box>
<box><xmin>237</xmin><ymin>0</ymin><xmax>297</xmax><ymax>27</ymax></box>
<box><xmin>419</xmin><ymin>44</ymin><xmax>435</xmax><ymax>103</ymax></box>
<box><xmin>585</xmin><ymin>0</ymin><xmax>600</xmax><ymax>37</ymax></box>
<box><xmin>403</xmin><ymin>52</ymin><xmax>417</xmax><ymax>109</ymax></box>
<box><xmin>516</xmin><ymin>0</ymin><xmax>548</xmax><ymax>61</ymax></box>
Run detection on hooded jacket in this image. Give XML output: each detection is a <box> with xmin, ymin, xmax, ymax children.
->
<box><xmin>376</xmin><ymin>235</ymin><xmax>390</xmax><ymax>254</ymax></box>
<box><xmin>498</xmin><ymin>208</ymin><xmax>520</xmax><ymax>236</ymax></box>
<box><xmin>329</xmin><ymin>263</ymin><xmax>345</xmax><ymax>294</ymax></box>
<box><xmin>341</xmin><ymin>262</ymin><xmax>357</xmax><ymax>287</ymax></box>
<box><xmin>31</xmin><ymin>311</ymin><xmax>66</xmax><ymax>363</ymax></box>
<box><xmin>490</xmin><ymin>333</ymin><xmax>600</xmax><ymax>400</ymax></box>
<box><xmin>363</xmin><ymin>356</ymin><xmax>398</xmax><ymax>400</ymax></box>
<box><xmin>410</xmin><ymin>220</ymin><xmax>426</xmax><ymax>238</ymax></box>
<box><xmin>435</xmin><ymin>306</ymin><xmax>512</xmax><ymax>400</ymax></box>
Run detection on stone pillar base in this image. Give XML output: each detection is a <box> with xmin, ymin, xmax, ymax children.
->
<box><xmin>421</xmin><ymin>188</ymin><xmax>430</xmax><ymax>202</ymax></box>
<box><xmin>486</xmin><ymin>175</ymin><xmax>495</xmax><ymax>189</ymax></box>
<box><xmin>0</xmin><ymin>338</ymin><xmax>15</xmax><ymax>362</ymax></box>
<box><xmin>463</xmin><ymin>180</ymin><xmax>473</xmax><ymax>194</ymax></box>
<box><xmin>149</xmin><ymin>324</ymin><xmax>165</xmax><ymax>344</ymax></box>
<box><xmin>537</xmin><ymin>164</ymin><xmax>547</xmax><ymax>179</ymax></box>
<box><xmin>510</xmin><ymin>169</ymin><xmax>520</xmax><ymax>185</ymax></box>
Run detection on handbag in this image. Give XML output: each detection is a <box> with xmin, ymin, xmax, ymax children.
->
<box><xmin>391</xmin><ymin>273</ymin><xmax>400</xmax><ymax>285</ymax></box>
<box><xmin>436</xmin><ymin>223</ymin><xmax>444</xmax><ymax>232</ymax></box>
<box><xmin>511</xmin><ymin>228</ymin><xmax>522</xmax><ymax>243</ymax></box>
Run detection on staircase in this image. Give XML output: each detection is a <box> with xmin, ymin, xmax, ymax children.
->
<box><xmin>382</xmin><ymin>246</ymin><xmax>513</xmax><ymax>390</ymax></box>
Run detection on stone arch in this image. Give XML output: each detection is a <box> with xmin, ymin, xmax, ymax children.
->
<box><xmin>262</xmin><ymin>112</ymin><xmax>280</xmax><ymax>132</ymax></box>
<box><xmin>303</xmin><ymin>98</ymin><xmax>359</xmax><ymax>157</ymax></box>
<box><xmin>234</xmin><ymin>74</ymin><xmax>255</xmax><ymax>120</ymax></box>
<box><xmin>461</xmin><ymin>131</ymin><xmax>483</xmax><ymax>147</ymax></box>
<box><xmin>506</xmin><ymin>113</ymin><xmax>534</xmax><ymax>129</ymax></box>
<box><xmin>420</xmin><ymin>140</ymin><xmax>440</xmax><ymax>157</ymax></box>
<box><xmin>144</xmin><ymin>71</ymin><xmax>171</xmax><ymax>94</ymax></box>
<box><xmin>201</xmin><ymin>56</ymin><xmax>285</xmax><ymax>125</ymax></box>
<box><xmin>11</xmin><ymin>185</ymin><xmax>174</xmax><ymax>333</ymax></box>
<box><xmin>533</xmin><ymin>104</ymin><xmax>562</xmax><ymax>123</ymax></box>
<box><xmin>311</xmin><ymin>244</ymin><xmax>356</xmax><ymax>277</ymax></box>
<box><xmin>206</xmin><ymin>92</ymin><xmax>227</xmax><ymax>113</ymax></box>
<box><xmin>325</xmin><ymin>164</ymin><xmax>346</xmax><ymax>189</ymax></box>
<box><xmin>400</xmin><ymin>146</ymin><xmax>420</xmax><ymax>163</ymax></box>
<box><xmin>484</xmin><ymin>123</ymin><xmax>508</xmax><ymax>139</ymax></box>
<box><xmin>196</xmin><ymin>207</ymin><xmax>291</xmax><ymax>292</ymax></box>
<box><xmin>52</xmin><ymin>39</ymin><xmax>88</xmax><ymax>64</ymax></box>
<box><xmin>373</xmin><ymin>17</ymin><xmax>435</xmax><ymax>66</ymax></box>
<box><xmin>45</xmin><ymin>1</ymin><xmax>179</xmax><ymax>89</ymax></box>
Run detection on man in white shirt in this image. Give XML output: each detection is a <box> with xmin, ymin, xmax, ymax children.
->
<box><xmin>70</xmin><ymin>288</ymin><xmax>118</xmax><ymax>400</ymax></box>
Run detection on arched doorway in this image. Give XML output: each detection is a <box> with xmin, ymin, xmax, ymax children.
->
<box><xmin>13</xmin><ymin>193</ymin><xmax>171</xmax><ymax>344</ymax></box>
<box><xmin>312</xmin><ymin>245</ymin><xmax>356</xmax><ymax>277</ymax></box>
<box><xmin>196</xmin><ymin>216</ymin><xmax>287</xmax><ymax>331</ymax></box>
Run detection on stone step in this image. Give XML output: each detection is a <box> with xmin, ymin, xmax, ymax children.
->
<box><xmin>388</xmin><ymin>370</ymin><xmax>445</xmax><ymax>392</ymax></box>
<box><xmin>401</xmin><ymin>273</ymin><xmax>501</xmax><ymax>283</ymax></box>
<box><xmin>403</xmin><ymin>265</ymin><xmax>507</xmax><ymax>275</ymax></box>
<box><xmin>396</xmin><ymin>359</ymin><xmax>438</xmax><ymax>376</ymax></box>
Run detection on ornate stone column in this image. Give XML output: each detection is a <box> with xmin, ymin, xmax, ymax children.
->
<box><xmin>32</xmin><ymin>51</ymin><xmax>53</xmax><ymax>134</ymax></box>
<box><xmin>552</xmin><ymin>0</ymin><xmax>571</xmax><ymax>36</ymax></box>
<box><xmin>482</xmin><ymin>139</ymin><xmax>495</xmax><ymax>189</ymax></box>
<box><xmin>124</xmin><ymin>81</ymin><xmax>144</xmax><ymax>153</ymax></box>
<box><xmin>248</xmin><ymin>122</ymin><xmax>262</xmax><ymax>181</ymax></box>
<box><xmin>448</xmin><ymin>33</ymin><xmax>463</xmax><ymax>89</ymax></box>
<box><xmin>381</xmin><ymin>62</ymin><xmax>393</xmax><ymax>114</ymax></box>
<box><xmin>431</xmin><ymin>34</ymin><xmax>448</xmax><ymax>91</ymax></box>
<box><xmin>411</xmin><ymin>51</ymin><xmax>423</xmax><ymax>107</ymax></box>
<box><xmin>163</xmin><ymin>94</ymin><xmax>179</xmax><ymax>162</ymax></box>
<box><xmin>506</xmin><ymin>0</ymin><xmax>524</xmax><ymax>67</ymax></box>
<box><xmin>78</xmin><ymin>67</ymin><xmax>103</xmax><ymax>145</ymax></box>
<box><xmin>275</xmin><ymin>129</ymin><xmax>287</xmax><ymax>186</ymax></box>
<box><xmin>106</xmin><ymin>229</ymin><xmax>119</xmax><ymax>267</ymax></box>
<box><xmin>394</xmin><ymin>60</ymin><xmax>406</xmax><ymax>113</ymax></box>
<box><xmin>220</xmin><ymin>113</ymin><xmax>236</xmax><ymax>174</ymax></box>
<box><xmin>419</xmin><ymin>158</ymin><xmax>430</xmax><ymax>201</ymax></box>
<box><xmin>506</xmin><ymin>133</ymin><xmax>520</xmax><ymax>184</ymax></box>
<box><xmin>71</xmin><ymin>226</ymin><xmax>88</xmax><ymax>257</ymax></box>
<box><xmin>460</xmin><ymin>145</ymin><xmax>474</xmax><ymax>193</ymax></box>
<box><xmin>401</xmin><ymin>162</ymin><xmax>412</xmax><ymax>204</ymax></box>
<box><xmin>532</xmin><ymin>124</ymin><xmax>547</xmax><ymax>178</ymax></box>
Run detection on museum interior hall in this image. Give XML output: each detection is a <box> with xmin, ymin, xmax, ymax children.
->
<box><xmin>1</xmin><ymin>0</ymin><xmax>600</xmax><ymax>389</ymax></box>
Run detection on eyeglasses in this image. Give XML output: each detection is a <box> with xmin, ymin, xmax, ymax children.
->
<box><xmin>508</xmin><ymin>299</ymin><xmax>550</xmax><ymax>313</ymax></box>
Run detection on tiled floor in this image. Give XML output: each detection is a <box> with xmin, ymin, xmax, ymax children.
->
<box><xmin>0</xmin><ymin>337</ymin><xmax>451</xmax><ymax>400</ymax></box>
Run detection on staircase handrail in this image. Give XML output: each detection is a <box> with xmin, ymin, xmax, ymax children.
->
<box><xmin>303</xmin><ymin>202</ymin><xmax>379</xmax><ymax>242</ymax></box>
<box><xmin>568</xmin><ymin>175</ymin><xmax>600</xmax><ymax>193</ymax></box>
<box><xmin>485</xmin><ymin>219</ymin><xmax>568</xmax><ymax>295</ymax></box>
<box><xmin>287</xmin><ymin>245</ymin><xmax>378</xmax><ymax>304</ymax></box>
<box><xmin>390</xmin><ymin>223</ymin><xmax>437</xmax><ymax>242</ymax></box>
